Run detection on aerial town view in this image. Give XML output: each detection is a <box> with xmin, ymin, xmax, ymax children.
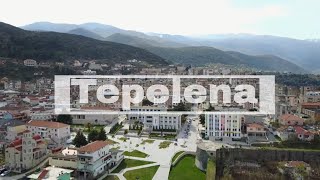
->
<box><xmin>0</xmin><ymin>0</ymin><xmax>320</xmax><ymax>180</ymax></box>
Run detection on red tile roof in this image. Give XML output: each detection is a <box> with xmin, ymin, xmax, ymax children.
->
<box><xmin>79</xmin><ymin>141</ymin><xmax>110</xmax><ymax>153</ymax></box>
<box><xmin>28</xmin><ymin>120</ymin><xmax>69</xmax><ymax>129</ymax></box>
<box><xmin>247</xmin><ymin>123</ymin><xmax>264</xmax><ymax>129</ymax></box>
<box><xmin>37</xmin><ymin>169</ymin><xmax>49</xmax><ymax>180</ymax></box>
<box><xmin>279</xmin><ymin>114</ymin><xmax>304</xmax><ymax>122</ymax></box>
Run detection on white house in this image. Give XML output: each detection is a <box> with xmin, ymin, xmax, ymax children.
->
<box><xmin>26</xmin><ymin>120</ymin><xmax>70</xmax><ymax>145</ymax></box>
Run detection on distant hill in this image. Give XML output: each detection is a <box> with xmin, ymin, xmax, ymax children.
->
<box><xmin>106</xmin><ymin>33</ymin><xmax>185</xmax><ymax>48</ymax></box>
<box><xmin>21</xmin><ymin>22</ymin><xmax>186</xmax><ymax>47</ymax></box>
<box><xmin>0</xmin><ymin>22</ymin><xmax>167</xmax><ymax>65</ymax></box>
<box><xmin>159</xmin><ymin>34</ymin><xmax>320</xmax><ymax>73</ymax></box>
<box><xmin>67</xmin><ymin>28</ymin><xmax>104</xmax><ymax>40</ymax></box>
<box><xmin>21</xmin><ymin>21</ymin><xmax>317</xmax><ymax>73</ymax></box>
<box><xmin>144</xmin><ymin>46</ymin><xmax>306</xmax><ymax>73</ymax></box>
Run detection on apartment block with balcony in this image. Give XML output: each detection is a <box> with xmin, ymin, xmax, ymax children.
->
<box><xmin>77</xmin><ymin>141</ymin><xmax>113</xmax><ymax>179</ymax></box>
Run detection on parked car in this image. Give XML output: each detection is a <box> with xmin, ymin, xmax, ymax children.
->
<box><xmin>0</xmin><ymin>170</ymin><xmax>10</xmax><ymax>177</ymax></box>
<box><xmin>0</xmin><ymin>168</ymin><xmax>7</xmax><ymax>174</ymax></box>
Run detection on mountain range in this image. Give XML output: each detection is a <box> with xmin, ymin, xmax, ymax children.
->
<box><xmin>0</xmin><ymin>22</ymin><xmax>167</xmax><ymax>66</ymax></box>
<box><xmin>1</xmin><ymin>21</ymin><xmax>318</xmax><ymax>73</ymax></box>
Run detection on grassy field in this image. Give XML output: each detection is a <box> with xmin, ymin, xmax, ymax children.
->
<box><xmin>112</xmin><ymin>159</ymin><xmax>154</xmax><ymax>173</ymax></box>
<box><xmin>124</xmin><ymin>165</ymin><xmax>159</xmax><ymax>180</ymax></box>
<box><xmin>103</xmin><ymin>175</ymin><xmax>120</xmax><ymax>180</ymax></box>
<box><xmin>206</xmin><ymin>159</ymin><xmax>216</xmax><ymax>180</ymax></box>
<box><xmin>171</xmin><ymin>151</ymin><xmax>184</xmax><ymax>163</ymax></box>
<box><xmin>123</xmin><ymin>150</ymin><xmax>148</xmax><ymax>158</ymax></box>
<box><xmin>118</xmin><ymin>137</ymin><xmax>128</xmax><ymax>142</ymax></box>
<box><xmin>260</xmin><ymin>147</ymin><xmax>320</xmax><ymax>152</ymax></box>
<box><xmin>169</xmin><ymin>155</ymin><xmax>206</xmax><ymax>180</ymax></box>
<box><xmin>106</xmin><ymin>139</ymin><xmax>119</xmax><ymax>145</ymax></box>
<box><xmin>141</xmin><ymin>139</ymin><xmax>155</xmax><ymax>145</ymax></box>
<box><xmin>159</xmin><ymin>141</ymin><xmax>172</xmax><ymax>149</ymax></box>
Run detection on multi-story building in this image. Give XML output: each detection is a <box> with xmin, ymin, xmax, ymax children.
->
<box><xmin>5</xmin><ymin>130</ymin><xmax>47</xmax><ymax>172</ymax></box>
<box><xmin>23</xmin><ymin>59</ymin><xmax>37</xmax><ymax>67</ymax></box>
<box><xmin>128</xmin><ymin>106</ymin><xmax>181</xmax><ymax>130</ymax></box>
<box><xmin>77</xmin><ymin>141</ymin><xmax>113</xmax><ymax>179</ymax></box>
<box><xmin>205</xmin><ymin>114</ymin><xmax>244</xmax><ymax>141</ymax></box>
<box><xmin>26</xmin><ymin>120</ymin><xmax>70</xmax><ymax>145</ymax></box>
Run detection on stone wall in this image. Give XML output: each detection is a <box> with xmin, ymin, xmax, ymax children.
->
<box><xmin>215</xmin><ymin>148</ymin><xmax>320</xmax><ymax>179</ymax></box>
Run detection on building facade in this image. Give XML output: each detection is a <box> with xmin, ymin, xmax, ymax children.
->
<box><xmin>5</xmin><ymin>130</ymin><xmax>47</xmax><ymax>172</ymax></box>
<box><xmin>128</xmin><ymin>106</ymin><xmax>181</xmax><ymax>130</ymax></box>
<box><xmin>205</xmin><ymin>114</ymin><xmax>244</xmax><ymax>140</ymax></box>
<box><xmin>26</xmin><ymin>120</ymin><xmax>70</xmax><ymax>145</ymax></box>
<box><xmin>77</xmin><ymin>141</ymin><xmax>113</xmax><ymax>179</ymax></box>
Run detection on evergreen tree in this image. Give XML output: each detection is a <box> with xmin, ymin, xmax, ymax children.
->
<box><xmin>88</xmin><ymin>129</ymin><xmax>99</xmax><ymax>142</ymax></box>
<box><xmin>56</xmin><ymin>114</ymin><xmax>73</xmax><ymax>124</ymax></box>
<box><xmin>73</xmin><ymin>131</ymin><xmax>88</xmax><ymax>148</ymax></box>
<box><xmin>98</xmin><ymin>128</ymin><xmax>107</xmax><ymax>141</ymax></box>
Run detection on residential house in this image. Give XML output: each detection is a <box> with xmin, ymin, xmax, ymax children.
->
<box><xmin>294</xmin><ymin>126</ymin><xmax>314</xmax><ymax>141</ymax></box>
<box><xmin>279</xmin><ymin>114</ymin><xmax>304</xmax><ymax>126</ymax></box>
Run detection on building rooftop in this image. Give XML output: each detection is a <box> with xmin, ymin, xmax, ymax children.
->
<box><xmin>27</xmin><ymin>120</ymin><xmax>69</xmax><ymax>129</ymax></box>
<box><xmin>79</xmin><ymin>141</ymin><xmax>110</xmax><ymax>154</ymax></box>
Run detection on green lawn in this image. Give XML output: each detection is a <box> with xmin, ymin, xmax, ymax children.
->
<box><xmin>112</xmin><ymin>159</ymin><xmax>154</xmax><ymax>173</ymax></box>
<box><xmin>103</xmin><ymin>175</ymin><xmax>120</xmax><ymax>180</ymax></box>
<box><xmin>123</xmin><ymin>150</ymin><xmax>148</xmax><ymax>158</ymax></box>
<box><xmin>159</xmin><ymin>141</ymin><xmax>172</xmax><ymax>149</ymax></box>
<box><xmin>124</xmin><ymin>165</ymin><xmax>159</xmax><ymax>180</ymax></box>
<box><xmin>206</xmin><ymin>159</ymin><xmax>216</xmax><ymax>180</ymax></box>
<box><xmin>141</xmin><ymin>139</ymin><xmax>155</xmax><ymax>145</ymax></box>
<box><xmin>169</xmin><ymin>155</ymin><xmax>206</xmax><ymax>180</ymax></box>
<box><xmin>106</xmin><ymin>139</ymin><xmax>119</xmax><ymax>145</ymax></box>
<box><xmin>171</xmin><ymin>151</ymin><xmax>184</xmax><ymax>163</ymax></box>
<box><xmin>118</xmin><ymin>137</ymin><xmax>128</xmax><ymax>142</ymax></box>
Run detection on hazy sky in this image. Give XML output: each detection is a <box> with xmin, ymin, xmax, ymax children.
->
<box><xmin>0</xmin><ymin>0</ymin><xmax>319</xmax><ymax>39</ymax></box>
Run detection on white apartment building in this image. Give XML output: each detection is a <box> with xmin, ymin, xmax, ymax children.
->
<box><xmin>23</xmin><ymin>59</ymin><xmax>37</xmax><ymax>66</ymax></box>
<box><xmin>128</xmin><ymin>106</ymin><xmax>181</xmax><ymax>130</ymax></box>
<box><xmin>77</xmin><ymin>141</ymin><xmax>113</xmax><ymax>179</ymax></box>
<box><xmin>304</xmin><ymin>91</ymin><xmax>320</xmax><ymax>102</ymax></box>
<box><xmin>30</xmin><ymin>112</ymin><xmax>53</xmax><ymax>121</ymax></box>
<box><xmin>72</xmin><ymin>113</ymin><xmax>118</xmax><ymax>125</ymax></box>
<box><xmin>5</xmin><ymin>130</ymin><xmax>47</xmax><ymax>173</ymax></box>
<box><xmin>26</xmin><ymin>120</ymin><xmax>70</xmax><ymax>145</ymax></box>
<box><xmin>205</xmin><ymin>114</ymin><xmax>244</xmax><ymax>140</ymax></box>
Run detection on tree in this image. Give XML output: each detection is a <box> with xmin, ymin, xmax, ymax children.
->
<box><xmin>142</xmin><ymin>99</ymin><xmax>153</xmax><ymax>106</ymax></box>
<box><xmin>200</xmin><ymin>114</ymin><xmax>205</xmax><ymax>125</ymax></box>
<box><xmin>98</xmin><ymin>128</ymin><xmax>107</xmax><ymax>141</ymax></box>
<box><xmin>73</xmin><ymin>131</ymin><xmax>88</xmax><ymax>148</ymax></box>
<box><xmin>56</xmin><ymin>114</ymin><xmax>72</xmax><ymax>125</ymax></box>
<box><xmin>88</xmin><ymin>129</ymin><xmax>99</xmax><ymax>142</ymax></box>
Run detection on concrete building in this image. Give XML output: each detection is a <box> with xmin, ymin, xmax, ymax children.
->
<box><xmin>128</xmin><ymin>106</ymin><xmax>181</xmax><ymax>130</ymax></box>
<box><xmin>77</xmin><ymin>141</ymin><xmax>113</xmax><ymax>179</ymax></box>
<box><xmin>205</xmin><ymin>114</ymin><xmax>244</xmax><ymax>140</ymax></box>
<box><xmin>23</xmin><ymin>59</ymin><xmax>37</xmax><ymax>67</ymax></box>
<box><xmin>26</xmin><ymin>120</ymin><xmax>70</xmax><ymax>145</ymax></box>
<box><xmin>5</xmin><ymin>130</ymin><xmax>47</xmax><ymax>173</ymax></box>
